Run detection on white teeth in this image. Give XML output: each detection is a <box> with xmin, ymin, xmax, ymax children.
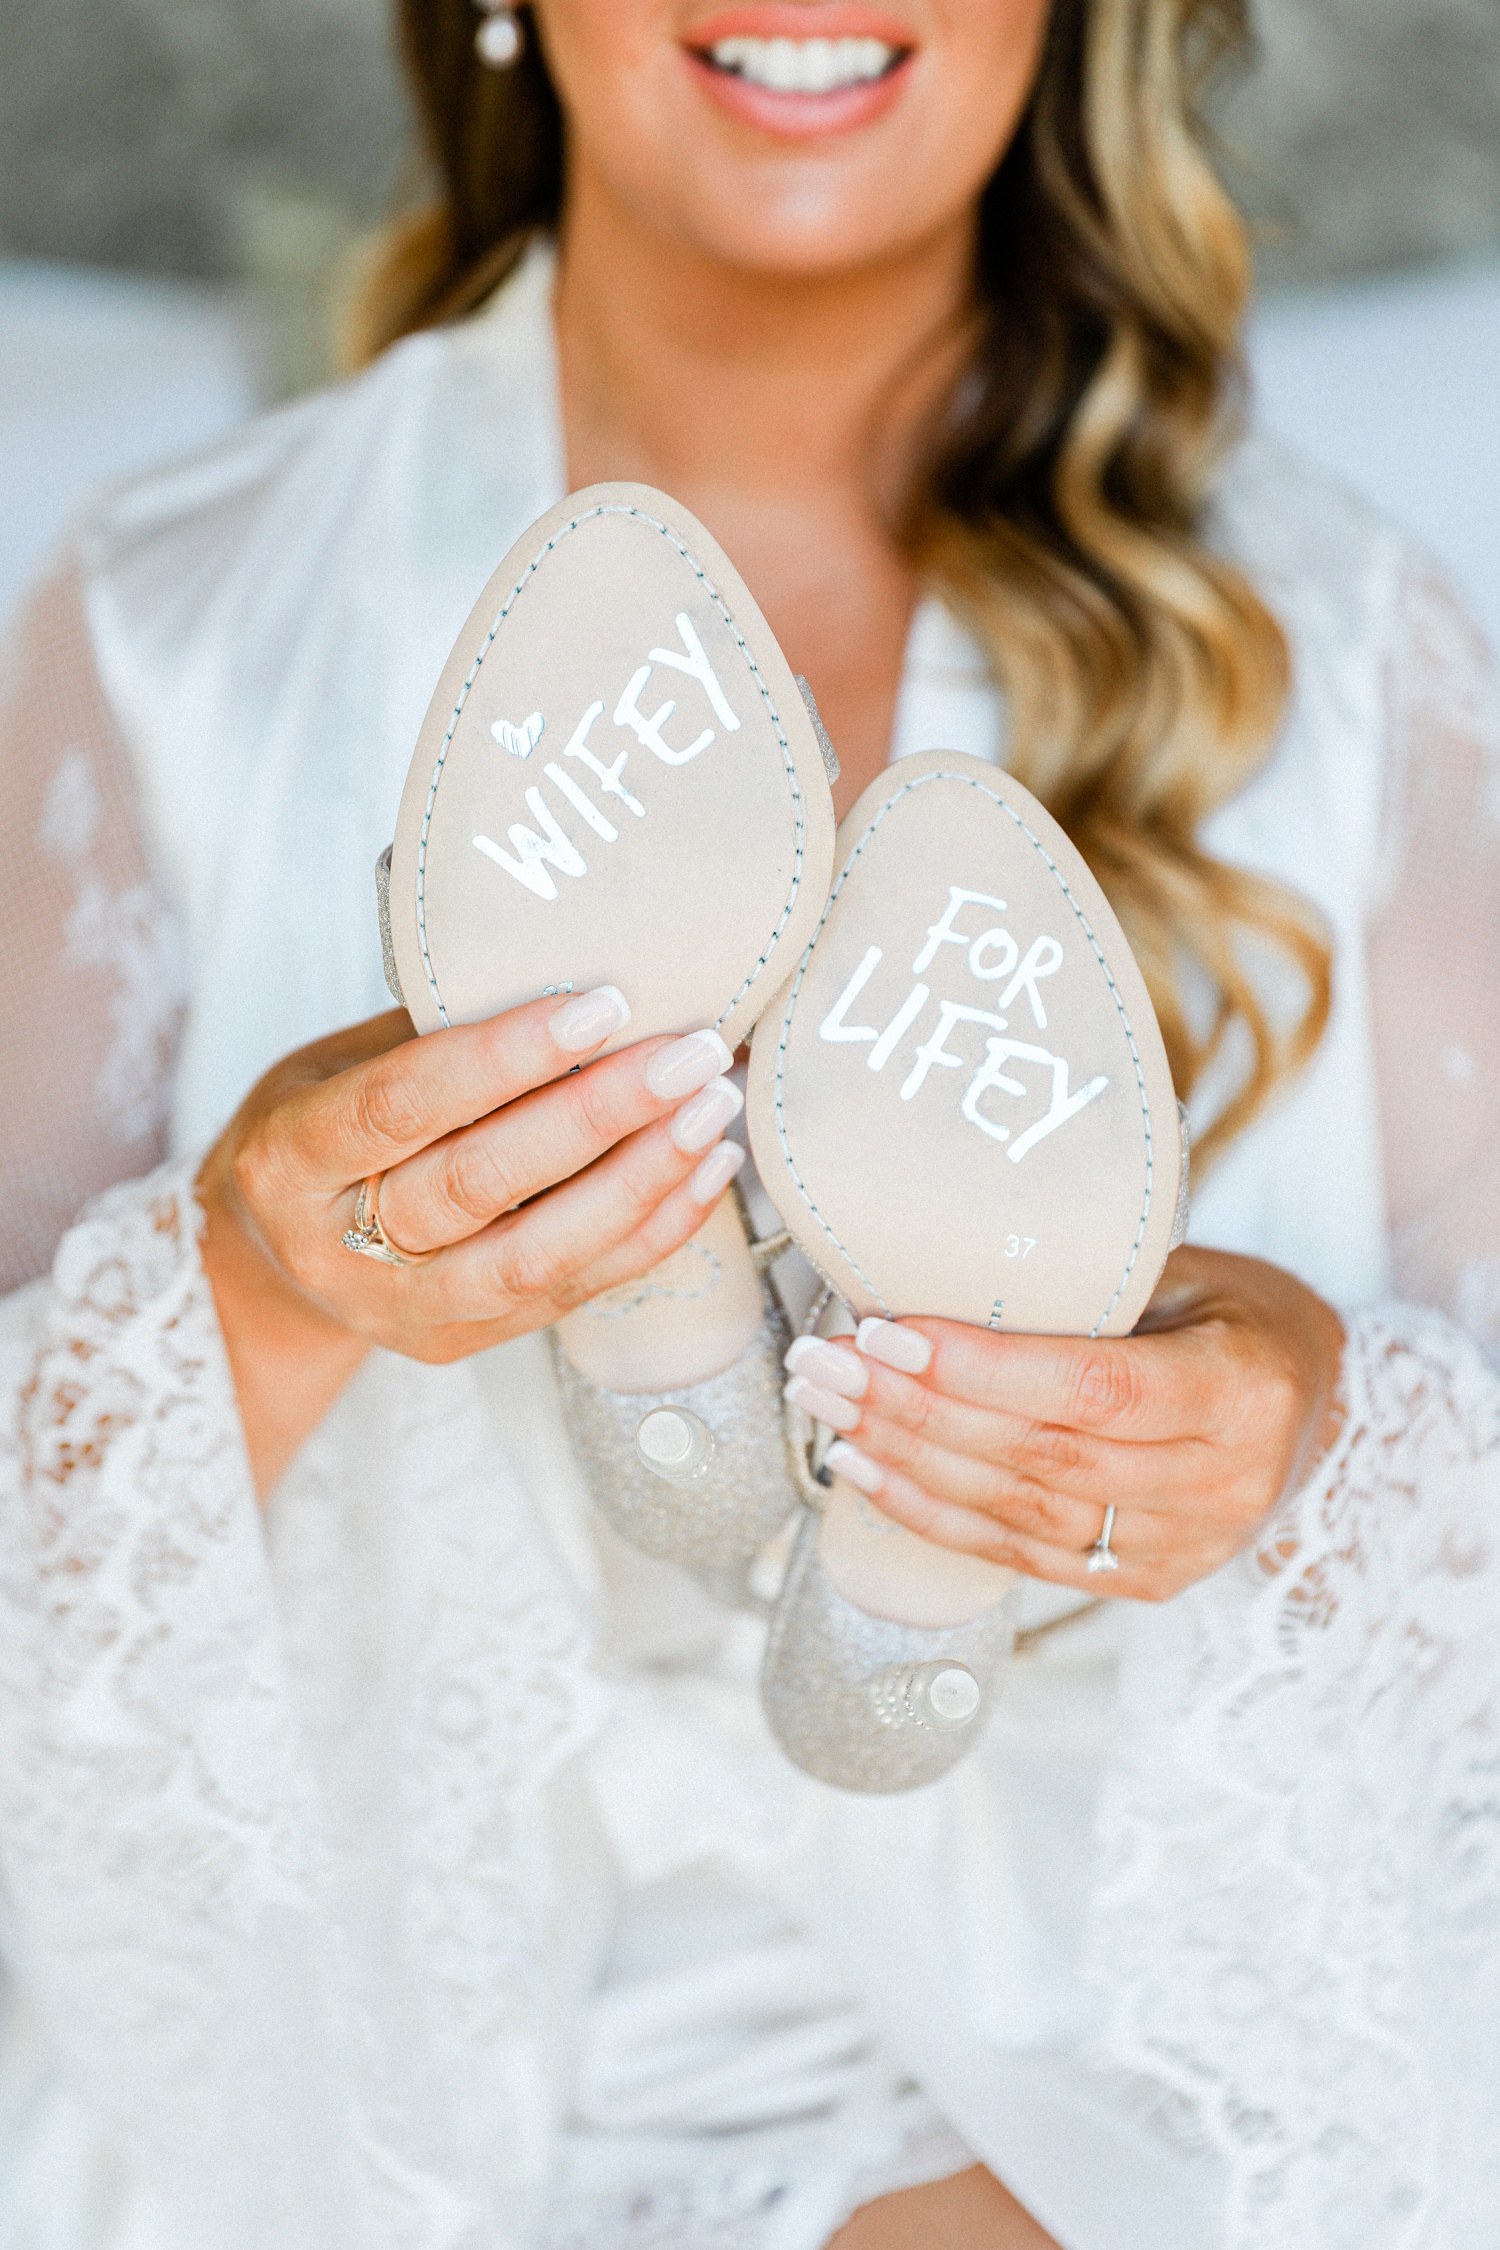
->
<box><xmin>708</xmin><ymin>34</ymin><xmax>898</xmax><ymax>94</ymax></box>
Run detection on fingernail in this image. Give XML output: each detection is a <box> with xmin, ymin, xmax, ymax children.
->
<box><xmin>646</xmin><ymin>1028</ymin><xmax>736</xmax><ymax>1100</ymax></box>
<box><xmin>784</xmin><ymin>1375</ymin><xmax>861</xmax><ymax>1434</ymax></box>
<box><xmin>784</xmin><ymin>1336</ymin><xmax>869</xmax><ymax>1400</ymax></box>
<box><xmin>549</xmin><ymin>984</ymin><xmax>631</xmax><ymax>1053</ymax></box>
<box><xmin>856</xmin><ymin>1318</ymin><xmax>932</xmax><ymax>1375</ymax></box>
<box><xmin>670</xmin><ymin>1074</ymin><xmax>744</xmax><ymax>1154</ymax></box>
<box><xmin>826</xmin><ymin>1440</ymin><xmax>885</xmax><ymax>1497</ymax></box>
<box><xmin>687</xmin><ymin>1139</ymin><xmax>745</xmax><ymax>1205</ymax></box>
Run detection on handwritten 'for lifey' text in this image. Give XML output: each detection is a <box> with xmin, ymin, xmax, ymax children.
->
<box><xmin>818</xmin><ymin>886</ymin><xmax>1108</xmax><ymax>1164</ymax></box>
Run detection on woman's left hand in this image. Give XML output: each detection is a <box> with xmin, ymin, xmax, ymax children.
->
<box><xmin>782</xmin><ymin>1248</ymin><xmax>1346</xmax><ymax>1601</ymax></box>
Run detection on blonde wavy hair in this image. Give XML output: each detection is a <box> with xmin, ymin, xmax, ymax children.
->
<box><xmin>349</xmin><ymin>0</ymin><xmax>1330</xmax><ymax>1166</ymax></box>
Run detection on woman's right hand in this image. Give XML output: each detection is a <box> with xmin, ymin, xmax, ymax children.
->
<box><xmin>196</xmin><ymin>984</ymin><xmax>746</xmax><ymax>1493</ymax></box>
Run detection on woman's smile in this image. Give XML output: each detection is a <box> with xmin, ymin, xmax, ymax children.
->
<box><xmin>534</xmin><ymin>0</ymin><xmax>1045</xmax><ymax>282</ymax></box>
<box><xmin>682</xmin><ymin>5</ymin><xmax>917</xmax><ymax>137</ymax></box>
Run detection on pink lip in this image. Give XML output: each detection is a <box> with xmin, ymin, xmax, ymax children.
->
<box><xmin>683</xmin><ymin>3</ymin><xmax>916</xmax><ymax>141</ymax></box>
<box><xmin>686</xmin><ymin>3</ymin><xmax>914</xmax><ymax>37</ymax></box>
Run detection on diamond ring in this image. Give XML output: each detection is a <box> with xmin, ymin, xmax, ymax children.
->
<box><xmin>341</xmin><ymin>1173</ymin><xmax>439</xmax><ymax>1269</ymax></box>
<box><xmin>1085</xmin><ymin>1503</ymin><xmax>1120</xmax><ymax>1574</ymax></box>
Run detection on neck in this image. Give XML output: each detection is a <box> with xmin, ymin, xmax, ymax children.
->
<box><xmin>554</xmin><ymin>159</ymin><xmax>976</xmax><ymax>518</ymax></box>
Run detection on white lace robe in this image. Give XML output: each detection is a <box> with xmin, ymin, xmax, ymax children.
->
<box><xmin>0</xmin><ymin>252</ymin><xmax>1497</xmax><ymax>2250</ymax></box>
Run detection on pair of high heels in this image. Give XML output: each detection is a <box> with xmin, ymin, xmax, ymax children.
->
<box><xmin>378</xmin><ymin>482</ymin><xmax>1186</xmax><ymax>1792</ymax></box>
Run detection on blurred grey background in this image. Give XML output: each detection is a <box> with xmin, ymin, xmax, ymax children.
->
<box><xmin>2</xmin><ymin>0</ymin><xmax>1499</xmax><ymax>641</ymax></box>
<box><xmin>3</xmin><ymin>0</ymin><xmax>1499</xmax><ymax>292</ymax></box>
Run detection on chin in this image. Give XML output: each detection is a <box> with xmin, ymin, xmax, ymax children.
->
<box><xmin>689</xmin><ymin>206</ymin><xmax>914</xmax><ymax>277</ymax></box>
<box><xmin>643</xmin><ymin>136</ymin><xmax>949</xmax><ymax>278</ymax></box>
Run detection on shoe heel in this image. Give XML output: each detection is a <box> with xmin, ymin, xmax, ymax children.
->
<box><xmin>761</xmin><ymin>1512</ymin><xmax>1015</xmax><ymax>1792</ymax></box>
<box><xmin>550</xmin><ymin>1315</ymin><xmax>797</xmax><ymax>1607</ymax></box>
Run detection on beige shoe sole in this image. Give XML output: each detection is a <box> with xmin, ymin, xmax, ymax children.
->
<box><xmin>746</xmin><ymin>749</ymin><xmax>1183</xmax><ymax>1338</ymax></box>
<box><xmin>386</xmin><ymin>483</ymin><xmax>837</xmax><ymax>1049</ymax></box>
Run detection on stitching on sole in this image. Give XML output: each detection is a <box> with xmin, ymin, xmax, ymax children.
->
<box><xmin>769</xmin><ymin>768</ymin><xmax>1154</xmax><ymax>1336</ymax></box>
<box><xmin>413</xmin><ymin>504</ymin><xmax>807</xmax><ymax>1032</ymax></box>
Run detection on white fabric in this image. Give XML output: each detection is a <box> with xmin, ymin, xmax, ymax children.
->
<box><xmin>0</xmin><ymin>242</ymin><xmax>1498</xmax><ymax>2249</ymax></box>
<box><xmin>1093</xmin><ymin>1305</ymin><xmax>1500</xmax><ymax>2242</ymax></box>
<box><xmin>0</xmin><ymin>259</ymin><xmax>264</xmax><ymax>648</ymax></box>
<box><xmin>1248</xmin><ymin>257</ymin><xmax>1500</xmax><ymax>661</ymax></box>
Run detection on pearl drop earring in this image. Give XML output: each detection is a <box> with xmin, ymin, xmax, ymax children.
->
<box><xmin>474</xmin><ymin>1</ymin><xmax>524</xmax><ymax>69</ymax></box>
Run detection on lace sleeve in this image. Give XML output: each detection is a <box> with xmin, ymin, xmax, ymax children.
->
<box><xmin>0</xmin><ymin>562</ymin><xmax>186</xmax><ymax>1294</ymax></box>
<box><xmin>1077</xmin><ymin>557</ymin><xmax>1500</xmax><ymax>2248</ymax></box>
<box><xmin>1368</xmin><ymin>557</ymin><xmax>1500</xmax><ymax>1363</ymax></box>
<box><xmin>1089</xmin><ymin>1303</ymin><xmax>1500</xmax><ymax>2248</ymax></box>
<box><xmin>0</xmin><ymin>1157</ymin><xmax>608</xmax><ymax>2239</ymax></box>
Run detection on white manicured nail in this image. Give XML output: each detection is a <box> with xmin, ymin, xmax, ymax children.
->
<box><xmin>825</xmin><ymin>1440</ymin><xmax>885</xmax><ymax>1496</ymax></box>
<box><xmin>784</xmin><ymin>1336</ymin><xmax>868</xmax><ymax>1399</ymax></box>
<box><xmin>670</xmin><ymin>1074</ymin><xmax>744</xmax><ymax>1153</ymax></box>
<box><xmin>856</xmin><ymin>1318</ymin><xmax>932</xmax><ymax>1375</ymax></box>
<box><xmin>687</xmin><ymin>1139</ymin><xmax>745</xmax><ymax>1205</ymax></box>
<box><xmin>646</xmin><ymin>1028</ymin><xmax>736</xmax><ymax>1100</ymax></box>
<box><xmin>784</xmin><ymin>1375</ymin><xmax>861</xmax><ymax>1433</ymax></box>
<box><xmin>549</xmin><ymin>984</ymin><xmax>630</xmax><ymax>1052</ymax></box>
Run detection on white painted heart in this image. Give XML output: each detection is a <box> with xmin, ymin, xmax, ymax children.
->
<box><xmin>492</xmin><ymin>710</ymin><xmax>545</xmax><ymax>758</ymax></box>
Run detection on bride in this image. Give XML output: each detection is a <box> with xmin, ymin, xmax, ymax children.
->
<box><xmin>1</xmin><ymin>1</ymin><xmax>1497</xmax><ymax>2244</ymax></box>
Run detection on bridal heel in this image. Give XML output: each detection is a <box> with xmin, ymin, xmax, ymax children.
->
<box><xmin>748</xmin><ymin>749</ymin><xmax>1186</xmax><ymax>1791</ymax></box>
<box><xmin>761</xmin><ymin>1512</ymin><xmax>1016</xmax><ymax>1792</ymax></box>
<box><xmin>756</xmin><ymin>1314</ymin><xmax>1017</xmax><ymax>1791</ymax></box>
<box><xmin>377</xmin><ymin>481</ymin><xmax>840</xmax><ymax>1593</ymax></box>
<box><xmin>549</xmin><ymin>1291</ymin><xmax>797</xmax><ymax>1609</ymax></box>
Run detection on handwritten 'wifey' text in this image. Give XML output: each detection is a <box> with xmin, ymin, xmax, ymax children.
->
<box><xmin>472</xmin><ymin>612</ymin><xmax>738</xmax><ymax>901</ymax></box>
